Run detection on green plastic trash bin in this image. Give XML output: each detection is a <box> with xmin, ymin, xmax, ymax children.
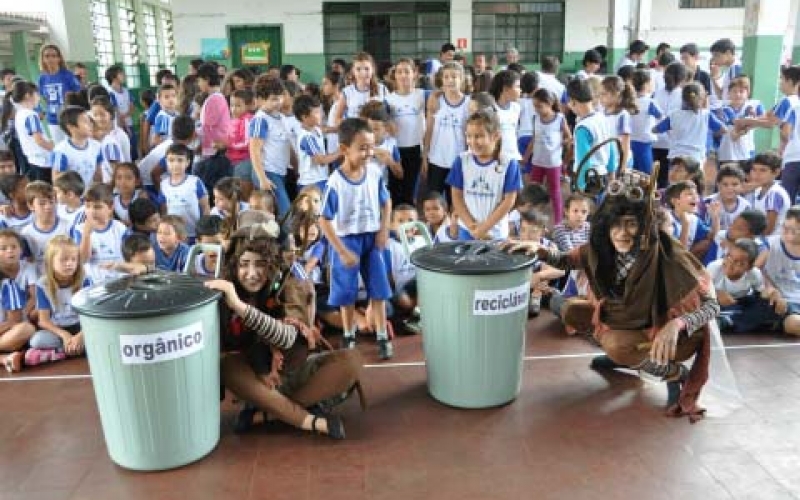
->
<box><xmin>410</xmin><ymin>241</ymin><xmax>535</xmax><ymax>408</ymax></box>
<box><xmin>71</xmin><ymin>272</ymin><xmax>222</xmax><ymax>471</ymax></box>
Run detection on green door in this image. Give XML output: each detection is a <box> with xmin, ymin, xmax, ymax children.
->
<box><xmin>228</xmin><ymin>25</ymin><xmax>282</xmax><ymax>73</ymax></box>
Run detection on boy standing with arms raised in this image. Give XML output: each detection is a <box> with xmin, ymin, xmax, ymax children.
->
<box><xmin>319</xmin><ymin>118</ymin><xmax>393</xmax><ymax>360</ymax></box>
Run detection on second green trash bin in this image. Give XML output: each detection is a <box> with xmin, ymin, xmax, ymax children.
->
<box><xmin>411</xmin><ymin>241</ymin><xmax>536</xmax><ymax>408</ymax></box>
<box><xmin>72</xmin><ymin>272</ymin><xmax>222</xmax><ymax>471</ymax></box>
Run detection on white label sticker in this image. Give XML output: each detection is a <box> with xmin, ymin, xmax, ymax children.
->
<box><xmin>472</xmin><ymin>283</ymin><xmax>530</xmax><ymax>316</ymax></box>
<box><xmin>119</xmin><ymin>321</ymin><xmax>204</xmax><ymax>365</ymax></box>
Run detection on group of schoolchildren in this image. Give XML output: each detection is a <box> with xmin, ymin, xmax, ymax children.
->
<box><xmin>1</xmin><ymin>34</ymin><xmax>800</xmax><ymax>373</ymax></box>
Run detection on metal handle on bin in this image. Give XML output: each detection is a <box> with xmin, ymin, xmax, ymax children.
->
<box><xmin>398</xmin><ymin>221</ymin><xmax>433</xmax><ymax>258</ymax></box>
<box><xmin>183</xmin><ymin>243</ymin><xmax>223</xmax><ymax>278</ymax></box>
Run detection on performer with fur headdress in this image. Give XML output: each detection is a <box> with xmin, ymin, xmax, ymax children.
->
<box><xmin>508</xmin><ymin>165</ymin><xmax>720</xmax><ymax>422</ymax></box>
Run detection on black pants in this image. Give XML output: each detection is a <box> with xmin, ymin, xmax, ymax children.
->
<box><xmin>390</xmin><ymin>146</ymin><xmax>422</xmax><ymax>206</ymax></box>
<box><xmin>653</xmin><ymin>148</ymin><xmax>670</xmax><ymax>189</ymax></box>
<box><xmin>426</xmin><ymin>162</ymin><xmax>451</xmax><ymax>204</ymax></box>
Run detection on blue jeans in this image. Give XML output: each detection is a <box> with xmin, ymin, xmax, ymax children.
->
<box><xmin>252</xmin><ymin>169</ymin><xmax>290</xmax><ymax>217</ymax></box>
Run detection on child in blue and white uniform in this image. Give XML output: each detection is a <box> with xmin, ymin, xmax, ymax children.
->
<box><xmin>446</xmin><ymin>111</ymin><xmax>521</xmax><ymax>241</ymax></box>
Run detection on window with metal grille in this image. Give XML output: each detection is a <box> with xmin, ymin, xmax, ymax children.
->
<box><xmin>679</xmin><ymin>0</ymin><xmax>744</xmax><ymax>7</ymax></box>
<box><xmin>143</xmin><ymin>4</ymin><xmax>161</xmax><ymax>85</ymax></box>
<box><xmin>472</xmin><ymin>1</ymin><xmax>564</xmax><ymax>66</ymax></box>
<box><xmin>159</xmin><ymin>8</ymin><xmax>176</xmax><ymax>74</ymax></box>
<box><xmin>117</xmin><ymin>0</ymin><xmax>141</xmax><ymax>88</ymax></box>
<box><xmin>89</xmin><ymin>0</ymin><xmax>115</xmax><ymax>80</ymax></box>
<box><xmin>323</xmin><ymin>3</ymin><xmax>450</xmax><ymax>64</ymax></box>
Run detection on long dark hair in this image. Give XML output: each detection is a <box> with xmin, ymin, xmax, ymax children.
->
<box><xmin>224</xmin><ymin>235</ymin><xmax>282</xmax><ymax>306</ymax></box>
<box><xmin>589</xmin><ymin>196</ymin><xmax>654</xmax><ymax>294</ymax></box>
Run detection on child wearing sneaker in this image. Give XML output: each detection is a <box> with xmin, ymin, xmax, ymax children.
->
<box><xmin>319</xmin><ymin>118</ymin><xmax>394</xmax><ymax>360</ymax></box>
<box><xmin>31</xmin><ymin>236</ymin><xmax>92</xmax><ymax>361</ymax></box>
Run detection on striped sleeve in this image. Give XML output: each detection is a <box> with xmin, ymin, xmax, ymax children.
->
<box><xmin>679</xmin><ymin>288</ymin><xmax>720</xmax><ymax>336</ymax></box>
<box><xmin>1</xmin><ymin>279</ymin><xmax>24</xmax><ymax>311</ymax></box>
<box><xmin>104</xmin><ymin>142</ymin><xmax>122</xmax><ymax>162</ymax></box>
<box><xmin>25</xmin><ymin>115</ymin><xmax>43</xmax><ymax>136</ymax></box>
<box><xmin>242</xmin><ymin>305</ymin><xmax>298</xmax><ymax>349</ymax></box>
<box><xmin>248</xmin><ymin>116</ymin><xmax>269</xmax><ymax>140</ymax></box>
<box><xmin>299</xmin><ymin>134</ymin><xmax>323</xmax><ymax>157</ymax></box>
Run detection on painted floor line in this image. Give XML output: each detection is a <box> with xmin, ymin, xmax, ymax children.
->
<box><xmin>2</xmin><ymin>342</ymin><xmax>799</xmax><ymax>381</ymax></box>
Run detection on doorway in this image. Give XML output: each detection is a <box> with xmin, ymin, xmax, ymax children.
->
<box><xmin>228</xmin><ymin>25</ymin><xmax>283</xmax><ymax>74</ymax></box>
<box><xmin>362</xmin><ymin>15</ymin><xmax>391</xmax><ymax>62</ymax></box>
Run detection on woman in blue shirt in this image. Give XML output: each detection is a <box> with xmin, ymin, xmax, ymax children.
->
<box><xmin>37</xmin><ymin>44</ymin><xmax>81</xmax><ymax>144</ymax></box>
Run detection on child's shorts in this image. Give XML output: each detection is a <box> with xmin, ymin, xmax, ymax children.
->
<box><xmin>328</xmin><ymin>232</ymin><xmax>392</xmax><ymax>307</ymax></box>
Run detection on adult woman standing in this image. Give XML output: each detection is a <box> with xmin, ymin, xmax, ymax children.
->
<box><xmin>205</xmin><ymin>226</ymin><xmax>363</xmax><ymax>438</ymax></box>
<box><xmin>37</xmin><ymin>45</ymin><xmax>81</xmax><ymax>144</ymax></box>
<box><xmin>196</xmin><ymin>62</ymin><xmax>231</xmax><ymax>159</ymax></box>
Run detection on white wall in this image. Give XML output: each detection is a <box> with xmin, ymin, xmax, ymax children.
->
<box><xmin>644</xmin><ymin>1</ymin><xmax>744</xmax><ymax>49</ymax></box>
<box><xmin>5</xmin><ymin>0</ymin><xmax>98</xmax><ymax>62</ymax></box>
<box><xmin>171</xmin><ymin>0</ymin><xmax>326</xmax><ymax>55</ymax></box>
<box><xmin>564</xmin><ymin>0</ymin><xmax>610</xmax><ymax>53</ymax></box>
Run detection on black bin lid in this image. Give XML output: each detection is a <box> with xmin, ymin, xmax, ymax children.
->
<box><xmin>410</xmin><ymin>241</ymin><xmax>536</xmax><ymax>275</ymax></box>
<box><xmin>71</xmin><ymin>272</ymin><xmax>222</xmax><ymax>319</ymax></box>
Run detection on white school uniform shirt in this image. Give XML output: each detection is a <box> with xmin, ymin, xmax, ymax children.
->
<box><xmin>110</xmin><ymin>125</ymin><xmax>132</xmax><ymax>162</ymax></box>
<box><xmin>718</xmin><ymin>103</ymin><xmax>761</xmax><ymax>161</ymax></box>
<box><xmin>14</xmin><ymin>260</ymin><xmax>38</xmax><ymax>296</ymax></box>
<box><xmin>746</xmin><ymin>182</ymin><xmax>791</xmax><ymax>236</ymax></box>
<box><xmin>710</xmin><ymin>64</ymin><xmax>743</xmax><ymax>110</ymax></box>
<box><xmin>57</xmin><ymin>204</ymin><xmax>85</xmax><ymax>230</ymax></box>
<box><xmin>386</xmin><ymin>236</ymin><xmax>425</xmax><ymax>291</ymax></box>
<box><xmin>109</xmin><ymin>86</ymin><xmax>133</xmax><ymax>127</ymax></box>
<box><xmin>14</xmin><ymin>107</ymin><xmax>52</xmax><ymax>167</ymax></box>
<box><xmin>72</xmin><ymin>219</ymin><xmax>127</xmax><ymax>265</ymax></box>
<box><xmin>574</xmin><ymin>112</ymin><xmax>613</xmax><ymax>176</ymax></box>
<box><xmin>342</xmin><ymin>83</ymin><xmax>388</xmax><ymax>119</ymax></box>
<box><xmin>368</xmin><ymin>136</ymin><xmax>401</xmax><ymax>184</ymax></box>
<box><xmin>296</xmin><ymin>126</ymin><xmax>331</xmax><ymax>186</ymax></box>
<box><xmin>20</xmin><ymin>218</ymin><xmax>72</xmax><ymax>274</ymax></box>
<box><xmin>495</xmin><ymin>101</ymin><xmax>522</xmax><ymax>161</ymax></box>
<box><xmin>536</xmin><ymin>73</ymin><xmax>566</xmax><ymax>102</ymax></box>
<box><xmin>606</xmin><ymin>109</ymin><xmax>632</xmax><ymax>166</ymax></box>
<box><xmin>652</xmin><ymin>88</ymin><xmax>683</xmax><ymax>150</ymax></box>
<box><xmin>703</xmin><ymin>193</ymin><xmax>750</xmax><ymax>231</ymax></box>
<box><xmin>137</xmin><ymin>138</ymin><xmax>172</xmax><ymax>188</ymax></box>
<box><xmin>0</xmin><ymin>212</ymin><xmax>33</xmax><ymax>230</ymax></box>
<box><xmin>159</xmin><ymin>174</ymin><xmax>208</xmax><ymax>237</ymax></box>
<box><xmin>99</xmin><ymin>133</ymin><xmax>123</xmax><ymax>184</ymax></box>
<box><xmin>531</xmin><ymin>113</ymin><xmax>565</xmax><ymax>168</ymax></box>
<box><xmin>780</xmin><ymin>105</ymin><xmax>800</xmax><ymax>164</ymax></box>
<box><xmin>283</xmin><ymin>114</ymin><xmax>302</xmax><ymax>153</ymax></box>
<box><xmin>446</xmin><ymin>152</ymin><xmax>523</xmax><ymax>240</ymax></box>
<box><xmin>52</xmin><ymin>138</ymin><xmax>103</xmax><ymax>189</ymax></box>
<box><xmin>321</xmin><ymin>164</ymin><xmax>389</xmax><ymax>237</ymax></box>
<box><xmin>326</xmin><ymin>101</ymin><xmax>341</xmax><ymax>155</ymax></box>
<box><xmin>669</xmin><ymin>211</ymin><xmax>703</xmax><ymax>248</ymax></box>
<box><xmin>427</xmin><ymin>94</ymin><xmax>471</xmax><ymax>168</ymax></box>
<box><xmin>517</xmin><ymin>97</ymin><xmax>535</xmax><ymax>138</ymax></box>
<box><xmin>113</xmin><ymin>189</ymin><xmax>145</xmax><ymax>224</ymax></box>
<box><xmin>655</xmin><ymin>109</ymin><xmax>724</xmax><ymax>162</ymax></box>
<box><xmin>630</xmin><ymin>96</ymin><xmax>663</xmax><ymax>144</ymax></box>
<box><xmin>210</xmin><ymin>201</ymin><xmax>249</xmax><ymax>219</ymax></box>
<box><xmin>35</xmin><ymin>275</ymin><xmax>93</xmax><ymax>327</ymax></box>
<box><xmin>763</xmin><ymin>234</ymin><xmax>800</xmax><ymax>303</ymax></box>
<box><xmin>248</xmin><ymin>110</ymin><xmax>291</xmax><ymax>176</ymax></box>
<box><xmin>707</xmin><ymin>259</ymin><xmax>764</xmax><ymax>299</ymax></box>
<box><xmin>153</xmin><ymin>109</ymin><xmax>178</xmax><ymax>140</ymax></box>
<box><xmin>387</xmin><ymin>89</ymin><xmax>426</xmax><ymax>148</ymax></box>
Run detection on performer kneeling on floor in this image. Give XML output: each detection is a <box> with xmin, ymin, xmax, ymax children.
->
<box><xmin>507</xmin><ymin>170</ymin><xmax>720</xmax><ymax>422</ymax></box>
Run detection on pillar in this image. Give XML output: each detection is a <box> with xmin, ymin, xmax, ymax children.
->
<box><xmin>743</xmin><ymin>0</ymin><xmax>791</xmax><ymax>151</ymax></box>
<box><xmin>11</xmin><ymin>31</ymin><xmax>35</xmax><ymax>81</ymax></box>
<box><xmin>607</xmin><ymin>0</ymin><xmax>633</xmax><ymax>71</ymax></box>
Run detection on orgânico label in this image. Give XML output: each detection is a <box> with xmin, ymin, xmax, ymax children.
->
<box><xmin>119</xmin><ymin>321</ymin><xmax>204</xmax><ymax>365</ymax></box>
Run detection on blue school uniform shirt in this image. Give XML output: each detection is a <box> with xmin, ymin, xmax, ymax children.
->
<box><xmin>248</xmin><ymin>109</ymin><xmax>292</xmax><ymax>176</ymax></box>
<box><xmin>154</xmin><ymin>241</ymin><xmax>190</xmax><ymax>272</ymax></box>
<box><xmin>669</xmin><ymin>211</ymin><xmax>710</xmax><ymax>249</ymax></box>
<box><xmin>321</xmin><ymin>164</ymin><xmax>389</xmax><ymax>237</ymax></box>
<box><xmin>653</xmin><ymin>108</ymin><xmax>725</xmax><ymax>161</ymax></box>
<box><xmin>154</xmin><ymin>109</ymin><xmax>178</xmax><ymax>139</ymax></box>
<box><xmin>157</xmin><ymin>174</ymin><xmax>208</xmax><ymax>237</ymax></box>
<box><xmin>38</xmin><ymin>69</ymin><xmax>81</xmax><ymax>125</ymax></box>
<box><xmin>52</xmin><ymin>138</ymin><xmax>104</xmax><ymax>189</ymax></box>
<box><xmin>772</xmin><ymin>95</ymin><xmax>798</xmax><ymax>123</ymax></box>
<box><xmin>35</xmin><ymin>276</ymin><xmax>93</xmax><ymax>327</ymax></box>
